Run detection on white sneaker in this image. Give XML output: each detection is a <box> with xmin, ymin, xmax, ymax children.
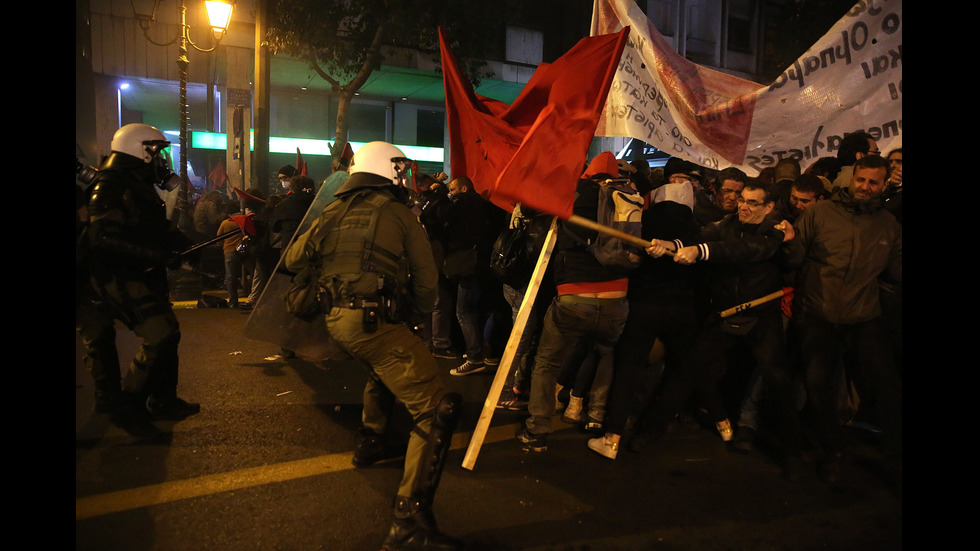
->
<box><xmin>587</xmin><ymin>435</ymin><xmax>619</xmax><ymax>460</ymax></box>
<box><xmin>562</xmin><ymin>395</ymin><xmax>584</xmax><ymax>424</ymax></box>
<box><xmin>450</xmin><ymin>360</ymin><xmax>485</xmax><ymax>376</ymax></box>
<box><xmin>716</xmin><ymin>419</ymin><xmax>734</xmax><ymax>442</ymax></box>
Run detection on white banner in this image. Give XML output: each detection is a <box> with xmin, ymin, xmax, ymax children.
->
<box><xmin>591</xmin><ymin>0</ymin><xmax>902</xmax><ymax>175</ymax></box>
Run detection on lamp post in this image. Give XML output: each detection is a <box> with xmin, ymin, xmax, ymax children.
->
<box><xmin>134</xmin><ymin>0</ymin><xmax>234</xmax><ymax>228</ymax></box>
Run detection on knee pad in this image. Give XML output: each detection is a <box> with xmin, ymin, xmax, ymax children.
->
<box><xmin>412</xmin><ymin>392</ymin><xmax>463</xmax><ymax>499</ymax></box>
<box><xmin>432</xmin><ymin>392</ymin><xmax>463</xmax><ymax>434</ymax></box>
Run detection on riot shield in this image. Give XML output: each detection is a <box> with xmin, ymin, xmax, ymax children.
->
<box><xmin>242</xmin><ymin>172</ymin><xmax>350</xmax><ymax>361</ymax></box>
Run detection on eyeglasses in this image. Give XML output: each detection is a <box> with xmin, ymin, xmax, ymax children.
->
<box><xmin>736</xmin><ymin>197</ymin><xmax>767</xmax><ymax>208</ymax></box>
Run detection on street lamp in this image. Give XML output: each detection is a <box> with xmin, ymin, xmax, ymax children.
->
<box><xmin>134</xmin><ymin>0</ymin><xmax>235</xmax><ymax>227</ymax></box>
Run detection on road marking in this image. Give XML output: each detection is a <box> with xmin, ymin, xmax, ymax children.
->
<box><xmin>76</xmin><ymin>422</ymin><xmax>523</xmax><ymax>521</ymax></box>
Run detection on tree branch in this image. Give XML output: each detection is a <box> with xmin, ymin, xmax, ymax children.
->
<box><xmin>302</xmin><ymin>54</ymin><xmax>342</xmax><ymax>92</ymax></box>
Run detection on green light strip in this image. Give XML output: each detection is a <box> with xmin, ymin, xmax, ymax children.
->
<box><xmin>187</xmin><ymin>131</ymin><xmax>444</xmax><ymax>162</ymax></box>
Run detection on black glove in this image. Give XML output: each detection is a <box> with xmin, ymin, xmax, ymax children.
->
<box><xmin>161</xmin><ymin>250</ymin><xmax>185</xmax><ymax>270</ymax></box>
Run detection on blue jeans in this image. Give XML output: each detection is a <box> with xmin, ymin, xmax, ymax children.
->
<box><xmin>503</xmin><ymin>283</ymin><xmax>539</xmax><ymax>392</ymax></box>
<box><xmin>455</xmin><ymin>275</ymin><xmax>484</xmax><ymax>361</ymax></box>
<box><xmin>524</xmin><ymin>295</ymin><xmax>628</xmax><ymax>436</ymax></box>
<box><xmin>427</xmin><ymin>276</ymin><xmax>456</xmax><ymax>350</ymax></box>
<box><xmin>223</xmin><ymin>252</ymin><xmax>243</xmax><ymax>304</ymax></box>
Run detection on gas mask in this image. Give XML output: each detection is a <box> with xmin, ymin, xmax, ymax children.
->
<box><xmin>148</xmin><ymin>142</ymin><xmax>181</xmax><ymax>191</ymax></box>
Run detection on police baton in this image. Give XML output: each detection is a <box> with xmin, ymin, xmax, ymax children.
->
<box><xmin>180</xmin><ymin>228</ymin><xmax>243</xmax><ymax>257</ymax></box>
<box><xmin>143</xmin><ymin>228</ymin><xmax>244</xmax><ymax>274</ymax></box>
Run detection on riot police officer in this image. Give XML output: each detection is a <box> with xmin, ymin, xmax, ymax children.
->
<box><xmin>285</xmin><ymin>141</ymin><xmax>463</xmax><ymax>551</ymax></box>
<box><xmin>79</xmin><ymin>123</ymin><xmax>200</xmax><ymax>436</ymax></box>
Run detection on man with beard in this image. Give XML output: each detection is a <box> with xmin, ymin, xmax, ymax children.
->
<box><xmin>792</xmin><ymin>154</ymin><xmax>902</xmax><ymax>488</ymax></box>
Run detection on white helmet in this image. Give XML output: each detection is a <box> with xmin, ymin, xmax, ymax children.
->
<box><xmin>110</xmin><ymin>123</ymin><xmax>180</xmax><ymax>190</ymax></box>
<box><xmin>349</xmin><ymin>141</ymin><xmax>413</xmax><ymax>186</ymax></box>
<box><xmin>111</xmin><ymin>123</ymin><xmax>172</xmax><ymax>164</ymax></box>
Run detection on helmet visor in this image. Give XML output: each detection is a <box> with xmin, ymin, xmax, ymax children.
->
<box><xmin>392</xmin><ymin>157</ymin><xmax>417</xmax><ymax>190</ymax></box>
<box><xmin>148</xmin><ymin>141</ymin><xmax>174</xmax><ymax>172</ymax></box>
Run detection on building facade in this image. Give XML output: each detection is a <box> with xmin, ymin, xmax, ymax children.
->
<box><xmin>77</xmin><ymin>0</ymin><xmax>784</xmax><ymax>197</ymax></box>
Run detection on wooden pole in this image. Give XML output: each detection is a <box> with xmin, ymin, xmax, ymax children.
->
<box><xmin>461</xmin><ymin>217</ymin><xmax>559</xmax><ymax>471</ymax></box>
<box><xmin>717</xmin><ymin>288</ymin><xmax>787</xmax><ymax>318</ymax></box>
<box><xmin>565</xmin><ymin>214</ymin><xmax>673</xmax><ymax>256</ymax></box>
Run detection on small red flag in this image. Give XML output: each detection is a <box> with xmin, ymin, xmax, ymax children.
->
<box><xmin>207</xmin><ymin>160</ymin><xmax>228</xmax><ymax>193</ymax></box>
<box><xmin>232</xmin><ymin>187</ymin><xmax>266</xmax><ymax>209</ymax></box>
<box><xmin>229</xmin><ymin>213</ymin><xmax>258</xmax><ymax>237</ymax></box>
<box><xmin>340</xmin><ymin>142</ymin><xmax>354</xmax><ymax>170</ymax></box>
<box><xmin>296</xmin><ymin>148</ymin><xmax>308</xmax><ymax>176</ymax></box>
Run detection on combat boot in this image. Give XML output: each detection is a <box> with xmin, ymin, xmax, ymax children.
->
<box><xmin>380</xmin><ymin>496</ymin><xmax>463</xmax><ymax>551</ymax></box>
<box><xmin>147</xmin><ymin>395</ymin><xmax>201</xmax><ymax>420</ymax></box>
<box><xmin>94</xmin><ymin>387</ymin><xmax>123</xmax><ymax>414</ymax></box>
<box><xmin>352</xmin><ymin>428</ymin><xmax>386</xmax><ymax>467</ymax></box>
<box><xmin>109</xmin><ymin>391</ymin><xmax>160</xmax><ymax>438</ymax></box>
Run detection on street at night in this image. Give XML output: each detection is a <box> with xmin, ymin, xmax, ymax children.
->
<box><xmin>76</xmin><ymin>304</ymin><xmax>902</xmax><ymax>551</ymax></box>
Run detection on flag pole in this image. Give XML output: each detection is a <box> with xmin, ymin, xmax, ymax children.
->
<box><xmin>461</xmin><ymin>217</ymin><xmax>559</xmax><ymax>470</ymax></box>
<box><xmin>565</xmin><ymin>214</ymin><xmax>674</xmax><ymax>256</ymax></box>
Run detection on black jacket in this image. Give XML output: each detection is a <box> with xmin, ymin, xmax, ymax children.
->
<box><xmin>552</xmin><ymin>177</ymin><xmax>631</xmax><ymax>286</ymax></box>
<box><xmin>683</xmin><ymin>213</ymin><xmax>803</xmax><ymax>315</ymax></box>
<box><xmin>628</xmin><ymin>200</ymin><xmax>702</xmax><ymax>303</ymax></box>
<box><xmin>271</xmin><ymin>190</ymin><xmax>315</xmax><ymax>244</ymax></box>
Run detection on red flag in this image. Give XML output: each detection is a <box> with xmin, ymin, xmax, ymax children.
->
<box><xmin>229</xmin><ymin>213</ymin><xmax>258</xmax><ymax>237</ymax></box>
<box><xmin>339</xmin><ymin>142</ymin><xmax>354</xmax><ymax>171</ymax></box>
<box><xmin>232</xmin><ymin>187</ymin><xmax>266</xmax><ymax>209</ymax></box>
<box><xmin>207</xmin><ymin>160</ymin><xmax>228</xmax><ymax>193</ymax></box>
<box><xmin>440</xmin><ymin>26</ymin><xmax>629</xmax><ymax>218</ymax></box>
<box><xmin>296</xmin><ymin>148</ymin><xmax>308</xmax><ymax>176</ymax></box>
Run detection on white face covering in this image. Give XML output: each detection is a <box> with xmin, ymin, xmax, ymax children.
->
<box><xmin>651</xmin><ymin>181</ymin><xmax>695</xmax><ymax>210</ymax></box>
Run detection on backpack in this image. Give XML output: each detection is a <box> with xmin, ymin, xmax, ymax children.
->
<box><xmin>588</xmin><ymin>179</ymin><xmax>644</xmax><ymax>270</ymax></box>
<box><xmin>490</xmin><ymin>218</ymin><xmax>532</xmax><ymax>288</ymax></box>
<box><xmin>490</xmin><ymin>212</ymin><xmax>552</xmax><ymax>288</ymax></box>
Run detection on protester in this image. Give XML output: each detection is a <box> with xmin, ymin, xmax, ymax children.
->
<box><xmin>588</xmin><ymin>163</ymin><xmax>701</xmax><ymax>459</ymax></box>
<box><xmin>622</xmin><ymin>180</ymin><xmax>806</xmax><ymax>480</ymax></box>
<box><xmin>442</xmin><ymin>176</ymin><xmax>497</xmax><ymax>376</ymax></box>
<box><xmin>792</xmin><ymin>154</ymin><xmax>902</xmax><ymax>487</ymax></box>
<box><xmin>516</xmin><ymin>152</ymin><xmax>633</xmax><ymax>453</ymax></box>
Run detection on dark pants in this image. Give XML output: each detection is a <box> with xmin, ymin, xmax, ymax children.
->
<box><xmin>796</xmin><ymin>314</ymin><xmax>902</xmax><ymax>457</ymax></box>
<box><xmin>650</xmin><ymin>310</ymin><xmax>801</xmax><ymax>455</ymax></box>
<box><xmin>605</xmin><ymin>295</ymin><xmax>698</xmax><ymax>436</ymax></box>
<box><xmin>77</xmin><ymin>276</ymin><xmax>182</xmax><ymax>402</ymax></box>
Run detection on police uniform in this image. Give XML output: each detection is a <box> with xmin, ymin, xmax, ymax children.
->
<box><xmin>284</xmin><ymin>142</ymin><xmax>462</xmax><ymax>551</ymax></box>
<box><xmin>78</xmin><ymin>124</ymin><xmax>200</xmax><ymax>433</ymax></box>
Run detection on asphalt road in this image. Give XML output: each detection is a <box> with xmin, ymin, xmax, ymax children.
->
<box><xmin>76</xmin><ymin>304</ymin><xmax>902</xmax><ymax>551</ymax></box>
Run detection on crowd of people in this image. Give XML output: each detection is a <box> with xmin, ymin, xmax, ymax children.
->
<box><xmin>78</xmin><ymin>124</ymin><xmax>900</xmax><ymax>550</ymax></box>
<box><xmin>405</xmin><ymin>132</ymin><xmax>902</xmax><ymax>491</ymax></box>
<box><xmin>187</xmin><ymin>164</ymin><xmax>319</xmax><ymax>311</ymax></box>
